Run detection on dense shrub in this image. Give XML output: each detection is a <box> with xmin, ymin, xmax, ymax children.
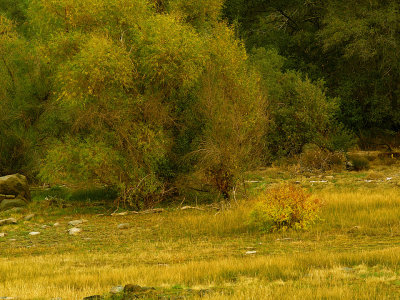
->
<box><xmin>249</xmin><ymin>184</ymin><xmax>323</xmax><ymax>232</ymax></box>
<box><xmin>348</xmin><ymin>155</ymin><xmax>370</xmax><ymax>171</ymax></box>
<box><xmin>299</xmin><ymin>144</ymin><xmax>345</xmax><ymax>172</ymax></box>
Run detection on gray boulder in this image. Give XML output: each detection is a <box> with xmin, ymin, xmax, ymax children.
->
<box><xmin>0</xmin><ymin>174</ymin><xmax>30</xmax><ymax>211</ymax></box>
<box><xmin>0</xmin><ymin>198</ymin><xmax>27</xmax><ymax>211</ymax></box>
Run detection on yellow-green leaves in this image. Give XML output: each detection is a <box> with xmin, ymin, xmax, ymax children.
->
<box><xmin>57</xmin><ymin>34</ymin><xmax>136</xmax><ymax>105</ymax></box>
<box><xmin>168</xmin><ymin>0</ymin><xmax>223</xmax><ymax>29</ymax></box>
<box><xmin>137</xmin><ymin>14</ymin><xmax>207</xmax><ymax>93</ymax></box>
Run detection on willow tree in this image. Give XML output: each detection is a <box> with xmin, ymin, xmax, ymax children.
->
<box><xmin>27</xmin><ymin>0</ymin><xmax>267</xmax><ymax>205</ymax></box>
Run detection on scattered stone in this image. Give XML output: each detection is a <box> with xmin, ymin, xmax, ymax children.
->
<box><xmin>245</xmin><ymin>247</ymin><xmax>256</xmax><ymax>250</ymax></box>
<box><xmin>29</xmin><ymin>232</ymin><xmax>40</xmax><ymax>236</ymax></box>
<box><xmin>386</xmin><ymin>177</ymin><xmax>392</xmax><ymax>181</ymax></box>
<box><xmin>124</xmin><ymin>284</ymin><xmax>154</xmax><ymax>293</ymax></box>
<box><xmin>0</xmin><ymin>173</ymin><xmax>31</xmax><ymax>204</ymax></box>
<box><xmin>181</xmin><ymin>206</ymin><xmax>205</xmax><ymax>211</ymax></box>
<box><xmin>111</xmin><ymin>211</ymin><xmax>128</xmax><ymax>216</ymax></box>
<box><xmin>68</xmin><ymin>219</ymin><xmax>86</xmax><ymax>226</ymax></box>
<box><xmin>309</xmin><ymin>180</ymin><xmax>328</xmax><ymax>183</ymax></box>
<box><xmin>41</xmin><ymin>225</ymin><xmax>49</xmax><ymax>229</ymax></box>
<box><xmin>0</xmin><ymin>198</ymin><xmax>27</xmax><ymax>212</ymax></box>
<box><xmin>53</xmin><ymin>222</ymin><xmax>60</xmax><ymax>227</ymax></box>
<box><xmin>325</xmin><ymin>176</ymin><xmax>334</xmax><ymax>179</ymax></box>
<box><xmin>83</xmin><ymin>296</ymin><xmax>103</xmax><ymax>300</ymax></box>
<box><xmin>0</xmin><ymin>297</ymin><xmax>17</xmax><ymax>299</ymax></box>
<box><xmin>24</xmin><ymin>214</ymin><xmax>35</xmax><ymax>221</ymax></box>
<box><xmin>110</xmin><ymin>286</ymin><xmax>124</xmax><ymax>294</ymax></box>
<box><xmin>117</xmin><ymin>223</ymin><xmax>130</xmax><ymax>230</ymax></box>
<box><xmin>0</xmin><ymin>233</ymin><xmax>6</xmax><ymax>237</ymax></box>
<box><xmin>0</xmin><ymin>218</ymin><xmax>17</xmax><ymax>226</ymax></box>
<box><xmin>8</xmin><ymin>239</ymin><xmax>16</xmax><ymax>242</ymax></box>
<box><xmin>245</xmin><ymin>251</ymin><xmax>257</xmax><ymax>255</ymax></box>
<box><xmin>68</xmin><ymin>227</ymin><xmax>82</xmax><ymax>235</ymax></box>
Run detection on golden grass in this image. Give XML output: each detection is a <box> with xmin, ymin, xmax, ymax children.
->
<box><xmin>1</xmin><ymin>173</ymin><xmax>400</xmax><ymax>299</ymax></box>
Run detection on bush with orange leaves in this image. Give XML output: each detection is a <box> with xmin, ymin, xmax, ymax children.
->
<box><xmin>249</xmin><ymin>184</ymin><xmax>323</xmax><ymax>232</ymax></box>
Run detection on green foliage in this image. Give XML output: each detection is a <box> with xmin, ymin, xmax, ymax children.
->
<box><xmin>249</xmin><ymin>184</ymin><xmax>323</xmax><ymax>232</ymax></box>
<box><xmin>0</xmin><ymin>15</ymin><xmax>49</xmax><ymax>177</ymax></box>
<box><xmin>168</xmin><ymin>0</ymin><xmax>223</xmax><ymax>30</ymax></box>
<box><xmin>249</xmin><ymin>48</ymin><xmax>349</xmax><ymax>159</ymax></box>
<box><xmin>348</xmin><ymin>155</ymin><xmax>370</xmax><ymax>171</ymax></box>
<box><xmin>299</xmin><ymin>144</ymin><xmax>345</xmax><ymax>172</ymax></box>
<box><xmin>224</xmin><ymin>0</ymin><xmax>400</xmax><ymax>138</ymax></box>
<box><xmin>25</xmin><ymin>0</ymin><xmax>266</xmax><ymax>206</ymax></box>
<box><xmin>190</xmin><ymin>25</ymin><xmax>267</xmax><ymax>198</ymax></box>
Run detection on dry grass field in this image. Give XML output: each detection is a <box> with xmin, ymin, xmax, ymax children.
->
<box><xmin>1</xmin><ymin>159</ymin><xmax>400</xmax><ymax>299</ymax></box>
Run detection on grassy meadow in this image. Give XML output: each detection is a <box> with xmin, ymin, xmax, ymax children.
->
<box><xmin>1</xmin><ymin>159</ymin><xmax>400</xmax><ymax>299</ymax></box>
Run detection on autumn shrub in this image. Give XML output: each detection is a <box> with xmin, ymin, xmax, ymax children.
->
<box><xmin>249</xmin><ymin>184</ymin><xmax>323</xmax><ymax>232</ymax></box>
<box><xmin>299</xmin><ymin>144</ymin><xmax>345</xmax><ymax>172</ymax></box>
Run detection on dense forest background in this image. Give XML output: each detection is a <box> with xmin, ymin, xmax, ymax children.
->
<box><xmin>0</xmin><ymin>0</ymin><xmax>399</xmax><ymax>207</ymax></box>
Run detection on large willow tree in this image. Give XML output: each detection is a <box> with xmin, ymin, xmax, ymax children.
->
<box><xmin>20</xmin><ymin>0</ymin><xmax>267</xmax><ymax>206</ymax></box>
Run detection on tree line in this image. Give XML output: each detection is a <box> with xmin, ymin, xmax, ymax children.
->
<box><xmin>0</xmin><ymin>0</ymin><xmax>396</xmax><ymax>206</ymax></box>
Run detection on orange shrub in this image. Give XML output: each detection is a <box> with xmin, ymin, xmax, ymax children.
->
<box><xmin>249</xmin><ymin>184</ymin><xmax>323</xmax><ymax>232</ymax></box>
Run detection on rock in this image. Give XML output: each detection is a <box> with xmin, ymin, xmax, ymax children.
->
<box><xmin>110</xmin><ymin>286</ymin><xmax>124</xmax><ymax>294</ymax></box>
<box><xmin>0</xmin><ymin>174</ymin><xmax>31</xmax><ymax>204</ymax></box>
<box><xmin>0</xmin><ymin>297</ymin><xmax>17</xmax><ymax>299</ymax></box>
<box><xmin>83</xmin><ymin>296</ymin><xmax>103</xmax><ymax>300</ymax></box>
<box><xmin>140</xmin><ymin>208</ymin><xmax>164</xmax><ymax>214</ymax></box>
<box><xmin>53</xmin><ymin>222</ymin><xmax>60</xmax><ymax>227</ymax></box>
<box><xmin>117</xmin><ymin>223</ymin><xmax>130</xmax><ymax>230</ymax></box>
<box><xmin>68</xmin><ymin>219</ymin><xmax>87</xmax><ymax>226</ymax></box>
<box><xmin>0</xmin><ymin>198</ymin><xmax>27</xmax><ymax>212</ymax></box>
<box><xmin>245</xmin><ymin>251</ymin><xmax>257</xmax><ymax>255</ymax></box>
<box><xmin>68</xmin><ymin>227</ymin><xmax>82</xmax><ymax>235</ymax></box>
<box><xmin>41</xmin><ymin>225</ymin><xmax>49</xmax><ymax>229</ymax></box>
<box><xmin>0</xmin><ymin>218</ymin><xmax>17</xmax><ymax>226</ymax></box>
<box><xmin>29</xmin><ymin>232</ymin><xmax>40</xmax><ymax>236</ymax></box>
<box><xmin>124</xmin><ymin>285</ymin><xmax>145</xmax><ymax>293</ymax></box>
<box><xmin>111</xmin><ymin>211</ymin><xmax>128</xmax><ymax>216</ymax></box>
<box><xmin>0</xmin><ymin>233</ymin><xmax>6</xmax><ymax>237</ymax></box>
<box><xmin>24</xmin><ymin>214</ymin><xmax>35</xmax><ymax>221</ymax></box>
<box><xmin>181</xmin><ymin>206</ymin><xmax>204</xmax><ymax>211</ymax></box>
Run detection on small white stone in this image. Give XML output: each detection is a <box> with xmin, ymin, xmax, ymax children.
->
<box><xmin>110</xmin><ymin>285</ymin><xmax>124</xmax><ymax>294</ymax></box>
<box><xmin>29</xmin><ymin>232</ymin><xmax>40</xmax><ymax>236</ymax></box>
<box><xmin>41</xmin><ymin>225</ymin><xmax>49</xmax><ymax>229</ymax></box>
<box><xmin>68</xmin><ymin>227</ymin><xmax>82</xmax><ymax>235</ymax></box>
<box><xmin>68</xmin><ymin>220</ymin><xmax>83</xmax><ymax>226</ymax></box>
<box><xmin>117</xmin><ymin>223</ymin><xmax>130</xmax><ymax>230</ymax></box>
<box><xmin>245</xmin><ymin>251</ymin><xmax>257</xmax><ymax>255</ymax></box>
<box><xmin>0</xmin><ymin>233</ymin><xmax>6</xmax><ymax>237</ymax></box>
<box><xmin>24</xmin><ymin>214</ymin><xmax>35</xmax><ymax>221</ymax></box>
<box><xmin>53</xmin><ymin>222</ymin><xmax>60</xmax><ymax>227</ymax></box>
